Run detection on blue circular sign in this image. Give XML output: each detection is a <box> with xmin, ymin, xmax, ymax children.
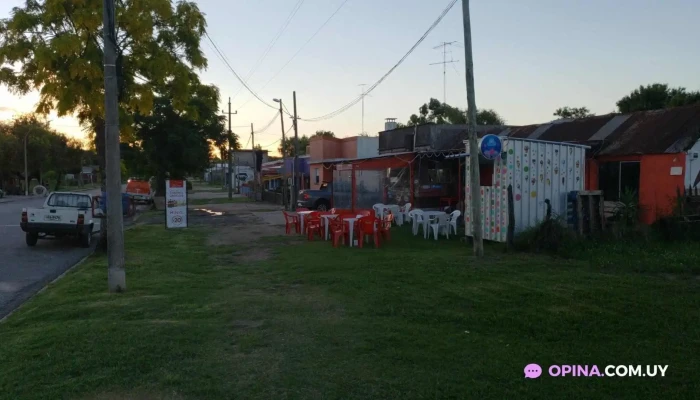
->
<box><xmin>480</xmin><ymin>134</ymin><xmax>502</xmax><ymax>160</ymax></box>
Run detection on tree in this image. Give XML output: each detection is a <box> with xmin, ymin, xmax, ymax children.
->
<box><xmin>133</xmin><ymin>83</ymin><xmax>226</xmax><ymax>194</ymax></box>
<box><xmin>0</xmin><ymin>0</ymin><xmax>209</xmax><ymax>186</ymax></box>
<box><xmin>313</xmin><ymin>130</ymin><xmax>335</xmax><ymax>138</ymax></box>
<box><xmin>616</xmin><ymin>83</ymin><xmax>700</xmax><ymax>113</ymax></box>
<box><xmin>553</xmin><ymin>106</ymin><xmax>594</xmax><ymax>119</ymax></box>
<box><xmin>407</xmin><ymin>98</ymin><xmax>505</xmax><ymax>126</ymax></box>
<box><xmin>278</xmin><ymin>135</ymin><xmax>310</xmax><ymax>157</ymax></box>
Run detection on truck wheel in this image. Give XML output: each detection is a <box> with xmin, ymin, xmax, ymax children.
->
<box><xmin>316</xmin><ymin>200</ymin><xmax>329</xmax><ymax>211</ymax></box>
<box><xmin>26</xmin><ymin>233</ymin><xmax>38</xmax><ymax>247</ymax></box>
<box><xmin>80</xmin><ymin>233</ymin><xmax>92</xmax><ymax>248</ymax></box>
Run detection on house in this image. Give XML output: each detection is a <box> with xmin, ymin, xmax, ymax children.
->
<box><xmin>307</xmin><ymin>135</ymin><xmax>379</xmax><ymax>189</ymax></box>
<box><xmin>507</xmin><ymin>104</ymin><xmax>700</xmax><ymax>224</ymax></box>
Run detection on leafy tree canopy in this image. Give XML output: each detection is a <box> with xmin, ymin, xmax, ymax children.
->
<box><xmin>617</xmin><ymin>83</ymin><xmax>700</xmax><ymax>113</ymax></box>
<box><xmin>279</xmin><ymin>135</ymin><xmax>310</xmax><ymax>157</ymax></box>
<box><xmin>131</xmin><ymin>82</ymin><xmax>227</xmax><ymax>192</ymax></box>
<box><xmin>0</xmin><ymin>0</ymin><xmax>210</xmax><ymax>183</ymax></box>
<box><xmin>313</xmin><ymin>130</ymin><xmax>335</xmax><ymax>138</ymax></box>
<box><xmin>407</xmin><ymin>98</ymin><xmax>505</xmax><ymax>126</ymax></box>
<box><xmin>553</xmin><ymin>106</ymin><xmax>594</xmax><ymax>119</ymax></box>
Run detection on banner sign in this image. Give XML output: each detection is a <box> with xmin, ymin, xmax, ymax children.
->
<box><xmin>165</xmin><ymin>179</ymin><xmax>188</xmax><ymax>228</ymax></box>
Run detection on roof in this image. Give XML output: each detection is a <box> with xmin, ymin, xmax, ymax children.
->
<box><xmin>508</xmin><ymin>105</ymin><xmax>700</xmax><ymax>156</ymax></box>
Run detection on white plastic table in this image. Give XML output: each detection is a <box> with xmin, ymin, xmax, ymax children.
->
<box><xmin>419</xmin><ymin>211</ymin><xmax>447</xmax><ymax>238</ymax></box>
<box><xmin>343</xmin><ymin>217</ymin><xmax>361</xmax><ymax>247</ymax></box>
<box><xmin>297</xmin><ymin>210</ymin><xmax>313</xmax><ymax>233</ymax></box>
<box><xmin>321</xmin><ymin>214</ymin><xmax>339</xmax><ymax>240</ymax></box>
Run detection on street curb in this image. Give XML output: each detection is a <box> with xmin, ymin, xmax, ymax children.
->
<box><xmin>0</xmin><ymin>248</ymin><xmax>96</xmax><ymax>324</ymax></box>
<box><xmin>0</xmin><ymin>209</ymin><xmax>146</xmax><ymax>324</ymax></box>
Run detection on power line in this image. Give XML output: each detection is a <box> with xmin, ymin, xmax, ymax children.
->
<box><xmin>236</xmin><ymin>0</ymin><xmax>350</xmax><ymax>110</ymax></box>
<box><xmin>254</xmin><ymin>112</ymin><xmax>280</xmax><ymax>134</ymax></box>
<box><xmin>205</xmin><ymin>33</ymin><xmax>278</xmax><ymax>111</ymax></box>
<box><xmin>299</xmin><ymin>0</ymin><xmax>459</xmax><ymax>122</ymax></box>
<box><xmin>230</xmin><ymin>0</ymin><xmax>305</xmax><ymax>103</ymax></box>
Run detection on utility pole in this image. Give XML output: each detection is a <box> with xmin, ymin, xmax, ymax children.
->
<box><xmin>359</xmin><ymin>84</ymin><xmax>367</xmax><ymax>135</ymax></box>
<box><xmin>102</xmin><ymin>0</ymin><xmax>126</xmax><ymax>291</ymax></box>
<box><xmin>273</xmin><ymin>98</ymin><xmax>287</xmax><ymax>209</ymax></box>
<box><xmin>431</xmin><ymin>41</ymin><xmax>458</xmax><ymax>104</ymax></box>
<box><xmin>224</xmin><ymin>97</ymin><xmax>237</xmax><ymax>199</ymax></box>
<box><xmin>292</xmin><ymin>91</ymin><xmax>299</xmax><ymax>211</ymax></box>
<box><xmin>461</xmin><ymin>0</ymin><xmax>483</xmax><ymax>256</ymax></box>
<box><xmin>251</xmin><ymin>122</ymin><xmax>257</xmax><ymax>201</ymax></box>
<box><xmin>24</xmin><ymin>131</ymin><xmax>29</xmax><ymax>196</ymax></box>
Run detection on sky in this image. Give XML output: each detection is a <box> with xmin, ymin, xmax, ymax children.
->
<box><xmin>2</xmin><ymin>0</ymin><xmax>700</xmax><ymax>155</ymax></box>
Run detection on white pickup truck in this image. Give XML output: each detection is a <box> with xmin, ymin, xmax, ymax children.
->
<box><xmin>20</xmin><ymin>192</ymin><xmax>103</xmax><ymax>248</ymax></box>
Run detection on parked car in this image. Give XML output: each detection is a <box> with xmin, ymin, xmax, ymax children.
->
<box><xmin>297</xmin><ymin>182</ymin><xmax>332</xmax><ymax>211</ymax></box>
<box><xmin>125</xmin><ymin>178</ymin><xmax>153</xmax><ymax>204</ymax></box>
<box><xmin>20</xmin><ymin>192</ymin><xmax>103</xmax><ymax>247</ymax></box>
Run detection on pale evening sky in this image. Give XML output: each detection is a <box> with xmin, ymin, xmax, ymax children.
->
<box><xmin>1</xmin><ymin>0</ymin><xmax>699</xmax><ymax>154</ymax></box>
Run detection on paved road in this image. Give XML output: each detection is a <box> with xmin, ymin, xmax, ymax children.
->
<box><xmin>0</xmin><ymin>188</ymin><xmax>137</xmax><ymax>319</ymax></box>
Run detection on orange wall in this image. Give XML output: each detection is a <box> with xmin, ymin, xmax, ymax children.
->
<box><xmin>639</xmin><ymin>153</ymin><xmax>685</xmax><ymax>224</ymax></box>
<box><xmin>587</xmin><ymin>154</ymin><xmax>685</xmax><ymax>224</ymax></box>
<box><xmin>340</xmin><ymin>137</ymin><xmax>358</xmax><ymax>159</ymax></box>
<box><xmin>309</xmin><ymin>163</ymin><xmax>333</xmax><ymax>190</ymax></box>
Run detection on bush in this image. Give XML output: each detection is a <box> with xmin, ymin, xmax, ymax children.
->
<box><xmin>514</xmin><ymin>217</ymin><xmax>579</xmax><ymax>257</ymax></box>
<box><xmin>186</xmin><ymin>180</ymin><xmax>193</xmax><ymax>192</ymax></box>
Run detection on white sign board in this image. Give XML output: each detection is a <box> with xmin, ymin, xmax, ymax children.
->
<box><xmin>165</xmin><ymin>179</ymin><xmax>188</xmax><ymax>228</ymax></box>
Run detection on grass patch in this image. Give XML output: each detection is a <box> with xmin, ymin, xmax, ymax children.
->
<box><xmin>188</xmin><ymin>197</ymin><xmax>250</xmax><ymax>205</ymax></box>
<box><xmin>0</xmin><ymin>226</ymin><xmax>698</xmax><ymax>399</ymax></box>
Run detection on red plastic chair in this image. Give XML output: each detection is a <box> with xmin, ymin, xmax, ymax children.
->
<box><xmin>330</xmin><ymin>208</ymin><xmax>337</xmax><ymax>214</ymax></box>
<box><xmin>283</xmin><ymin>211</ymin><xmax>300</xmax><ymax>234</ymax></box>
<box><xmin>328</xmin><ymin>217</ymin><xmax>345</xmax><ymax>247</ymax></box>
<box><xmin>296</xmin><ymin>207</ymin><xmax>310</xmax><ymax>212</ymax></box>
<box><xmin>379</xmin><ymin>213</ymin><xmax>394</xmax><ymax>242</ymax></box>
<box><xmin>357</xmin><ymin>216</ymin><xmax>380</xmax><ymax>248</ymax></box>
<box><xmin>357</xmin><ymin>209</ymin><xmax>373</xmax><ymax>218</ymax></box>
<box><xmin>306</xmin><ymin>214</ymin><xmax>323</xmax><ymax>241</ymax></box>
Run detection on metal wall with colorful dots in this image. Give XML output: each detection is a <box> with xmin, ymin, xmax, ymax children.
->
<box><xmin>465</xmin><ymin>138</ymin><xmax>588</xmax><ymax>242</ymax></box>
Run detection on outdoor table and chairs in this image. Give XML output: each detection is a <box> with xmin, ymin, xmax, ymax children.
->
<box><xmin>297</xmin><ymin>210</ymin><xmax>314</xmax><ymax>233</ymax></box>
<box><xmin>320</xmin><ymin>213</ymin><xmax>339</xmax><ymax>240</ymax></box>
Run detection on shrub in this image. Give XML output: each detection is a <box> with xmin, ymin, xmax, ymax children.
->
<box><xmin>514</xmin><ymin>217</ymin><xmax>579</xmax><ymax>257</ymax></box>
<box><xmin>186</xmin><ymin>180</ymin><xmax>193</xmax><ymax>192</ymax></box>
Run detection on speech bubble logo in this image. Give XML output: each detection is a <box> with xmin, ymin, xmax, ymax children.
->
<box><xmin>524</xmin><ymin>363</ymin><xmax>542</xmax><ymax>379</ymax></box>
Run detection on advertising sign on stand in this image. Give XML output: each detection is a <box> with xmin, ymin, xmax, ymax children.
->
<box><xmin>165</xmin><ymin>179</ymin><xmax>188</xmax><ymax>228</ymax></box>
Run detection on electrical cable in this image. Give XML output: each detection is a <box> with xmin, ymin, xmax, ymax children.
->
<box><xmin>298</xmin><ymin>0</ymin><xmax>458</xmax><ymax>122</ymax></box>
<box><xmin>230</xmin><ymin>0</ymin><xmax>305</xmax><ymax>103</ymax></box>
<box><xmin>254</xmin><ymin>112</ymin><xmax>280</xmax><ymax>135</ymax></box>
<box><xmin>236</xmin><ymin>0</ymin><xmax>350</xmax><ymax>110</ymax></box>
<box><xmin>205</xmin><ymin>33</ymin><xmax>278</xmax><ymax>110</ymax></box>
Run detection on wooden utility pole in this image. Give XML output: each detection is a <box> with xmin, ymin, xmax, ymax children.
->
<box><xmin>292</xmin><ymin>91</ymin><xmax>299</xmax><ymax>210</ymax></box>
<box><xmin>251</xmin><ymin>122</ymin><xmax>257</xmax><ymax>201</ymax></box>
<box><xmin>461</xmin><ymin>0</ymin><xmax>484</xmax><ymax>256</ymax></box>
<box><xmin>225</xmin><ymin>98</ymin><xmax>237</xmax><ymax>199</ymax></box>
<box><xmin>102</xmin><ymin>0</ymin><xmax>126</xmax><ymax>291</ymax></box>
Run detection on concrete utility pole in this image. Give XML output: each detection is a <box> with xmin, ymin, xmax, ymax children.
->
<box><xmin>224</xmin><ymin>97</ymin><xmax>237</xmax><ymax>199</ymax></box>
<box><xmin>102</xmin><ymin>0</ymin><xmax>126</xmax><ymax>291</ymax></box>
<box><xmin>273</xmin><ymin>98</ymin><xmax>287</xmax><ymax>209</ymax></box>
<box><xmin>431</xmin><ymin>41</ymin><xmax>458</xmax><ymax>104</ymax></box>
<box><xmin>292</xmin><ymin>91</ymin><xmax>300</xmax><ymax>211</ymax></box>
<box><xmin>461</xmin><ymin>0</ymin><xmax>483</xmax><ymax>256</ymax></box>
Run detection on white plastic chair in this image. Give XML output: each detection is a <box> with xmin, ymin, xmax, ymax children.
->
<box><xmin>429</xmin><ymin>213</ymin><xmax>450</xmax><ymax>240</ymax></box>
<box><xmin>373</xmin><ymin>203</ymin><xmax>384</xmax><ymax>219</ymax></box>
<box><xmin>401</xmin><ymin>203</ymin><xmax>413</xmax><ymax>224</ymax></box>
<box><xmin>409</xmin><ymin>209</ymin><xmax>425</xmax><ymax>236</ymax></box>
<box><xmin>447</xmin><ymin>210</ymin><xmax>461</xmax><ymax>235</ymax></box>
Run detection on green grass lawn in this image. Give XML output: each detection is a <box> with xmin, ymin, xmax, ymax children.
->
<box><xmin>0</xmin><ymin>225</ymin><xmax>698</xmax><ymax>399</ymax></box>
<box><xmin>188</xmin><ymin>197</ymin><xmax>251</xmax><ymax>205</ymax></box>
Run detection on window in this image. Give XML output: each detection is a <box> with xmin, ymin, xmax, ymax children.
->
<box><xmin>47</xmin><ymin>193</ymin><xmax>91</xmax><ymax>209</ymax></box>
<box><xmin>598</xmin><ymin>161</ymin><xmax>640</xmax><ymax>201</ymax></box>
<box><xmin>315</xmin><ymin>168</ymin><xmax>320</xmax><ymax>184</ymax></box>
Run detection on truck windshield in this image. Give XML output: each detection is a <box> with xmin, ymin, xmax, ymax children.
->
<box><xmin>47</xmin><ymin>194</ymin><xmax>91</xmax><ymax>209</ymax></box>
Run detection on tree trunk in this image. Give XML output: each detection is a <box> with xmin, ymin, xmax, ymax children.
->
<box><xmin>93</xmin><ymin>117</ymin><xmax>108</xmax><ymax>252</ymax></box>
